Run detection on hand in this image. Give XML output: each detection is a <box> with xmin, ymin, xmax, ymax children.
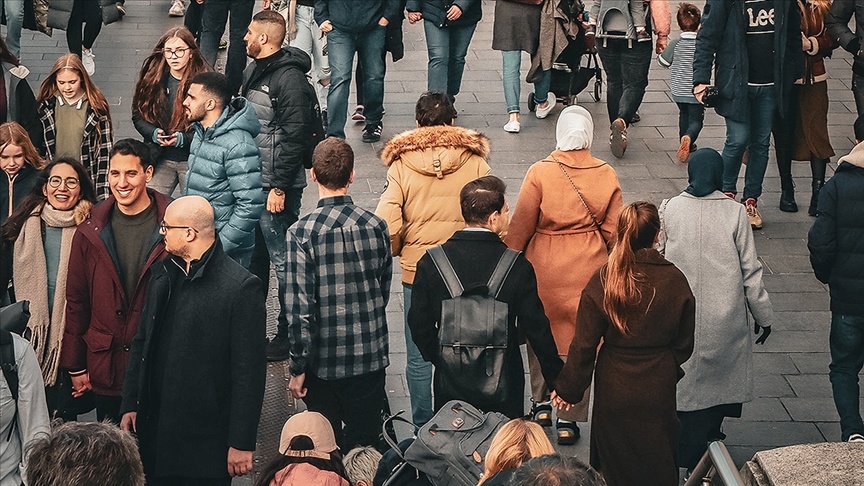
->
<box><xmin>446</xmin><ymin>5</ymin><xmax>463</xmax><ymax>21</ymax></box>
<box><xmin>550</xmin><ymin>390</ymin><xmax>573</xmax><ymax>411</ymax></box>
<box><xmin>754</xmin><ymin>323</ymin><xmax>772</xmax><ymax>345</ymax></box>
<box><xmin>262</xmin><ymin>0</ymin><xmax>270</xmax><ymax>9</ymax></box>
<box><xmin>289</xmin><ymin>373</ymin><xmax>307</xmax><ymax>399</ymax></box>
<box><xmin>693</xmin><ymin>83</ymin><xmax>709</xmax><ymax>104</ymax></box>
<box><xmin>158</xmin><ymin>133</ymin><xmax>178</xmax><ymax>147</ymax></box>
<box><xmin>801</xmin><ymin>32</ymin><xmax>810</xmax><ymax>52</ymax></box>
<box><xmin>655</xmin><ymin>36</ymin><xmax>668</xmax><ymax>55</ymax></box>
<box><xmin>378</xmin><ymin>17</ymin><xmax>389</xmax><ymax>27</ymax></box>
<box><xmin>320</xmin><ymin>20</ymin><xmax>333</xmax><ymax>33</ymax></box>
<box><xmin>120</xmin><ymin>412</ymin><xmax>137</xmax><ymax>433</ymax></box>
<box><xmin>70</xmin><ymin>373</ymin><xmax>92</xmax><ymax>398</ymax></box>
<box><xmin>267</xmin><ymin>189</ymin><xmax>285</xmax><ymax>213</ymax></box>
<box><xmin>407</xmin><ymin>11</ymin><xmax>422</xmax><ymax>24</ymax></box>
<box><xmin>227</xmin><ymin>447</ymin><xmax>253</xmax><ymax>477</ymax></box>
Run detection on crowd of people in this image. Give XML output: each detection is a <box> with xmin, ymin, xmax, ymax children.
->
<box><xmin>2</xmin><ymin>0</ymin><xmax>864</xmax><ymax>485</ymax></box>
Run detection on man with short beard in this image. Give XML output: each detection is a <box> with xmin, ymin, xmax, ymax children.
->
<box><xmin>241</xmin><ymin>9</ymin><xmax>319</xmax><ymax>361</ymax></box>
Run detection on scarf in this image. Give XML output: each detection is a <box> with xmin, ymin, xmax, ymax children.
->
<box><xmin>684</xmin><ymin>148</ymin><xmax>724</xmax><ymax>197</ymax></box>
<box><xmin>556</xmin><ymin>105</ymin><xmax>594</xmax><ymax>151</ymax></box>
<box><xmin>12</xmin><ymin>200</ymin><xmax>90</xmax><ymax>386</ymax></box>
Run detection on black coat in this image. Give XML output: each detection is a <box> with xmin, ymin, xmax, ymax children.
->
<box><xmin>2</xmin><ymin>62</ymin><xmax>41</xmax><ymax>152</ymax></box>
<box><xmin>0</xmin><ymin>164</ymin><xmax>38</xmax><ymax>229</ymax></box>
<box><xmin>693</xmin><ymin>0</ymin><xmax>802</xmax><ymax>121</ymax></box>
<box><xmin>315</xmin><ymin>0</ymin><xmax>402</xmax><ymax>33</ymax></box>
<box><xmin>405</xmin><ymin>0</ymin><xmax>482</xmax><ymax>29</ymax></box>
<box><xmin>241</xmin><ymin>47</ymin><xmax>313</xmax><ymax>191</ymax></box>
<box><xmin>47</xmin><ymin>0</ymin><xmax>121</xmax><ymax>29</ymax></box>
<box><xmin>408</xmin><ymin>230</ymin><xmax>563</xmax><ymax>419</ymax></box>
<box><xmin>828</xmin><ymin>0</ymin><xmax>864</xmax><ymax>77</ymax></box>
<box><xmin>120</xmin><ymin>239</ymin><xmax>266</xmax><ymax>479</ymax></box>
<box><xmin>808</xmin><ymin>158</ymin><xmax>864</xmax><ymax>316</ymax></box>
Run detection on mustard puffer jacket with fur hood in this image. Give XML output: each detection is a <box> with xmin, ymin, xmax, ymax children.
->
<box><xmin>375</xmin><ymin>124</ymin><xmax>491</xmax><ymax>284</ymax></box>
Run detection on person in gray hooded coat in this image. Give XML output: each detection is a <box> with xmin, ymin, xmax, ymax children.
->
<box><xmin>657</xmin><ymin>148</ymin><xmax>775</xmax><ymax>471</ymax></box>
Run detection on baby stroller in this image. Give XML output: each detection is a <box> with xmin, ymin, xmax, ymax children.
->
<box><xmin>529</xmin><ymin>0</ymin><xmax>602</xmax><ymax>110</ymax></box>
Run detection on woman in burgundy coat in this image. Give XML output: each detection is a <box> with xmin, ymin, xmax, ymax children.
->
<box><xmin>552</xmin><ymin>202</ymin><xmax>695</xmax><ymax>486</ymax></box>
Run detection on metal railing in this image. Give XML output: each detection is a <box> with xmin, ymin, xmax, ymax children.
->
<box><xmin>683</xmin><ymin>441</ymin><xmax>745</xmax><ymax>486</ymax></box>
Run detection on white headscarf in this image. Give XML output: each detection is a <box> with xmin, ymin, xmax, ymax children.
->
<box><xmin>555</xmin><ymin>105</ymin><xmax>594</xmax><ymax>151</ymax></box>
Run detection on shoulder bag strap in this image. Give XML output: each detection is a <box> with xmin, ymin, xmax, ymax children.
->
<box><xmin>487</xmin><ymin>249</ymin><xmax>520</xmax><ymax>299</ymax></box>
<box><xmin>554</xmin><ymin>159</ymin><xmax>605</xmax><ymax>238</ymax></box>
<box><xmin>427</xmin><ymin>246</ymin><xmax>464</xmax><ymax>298</ymax></box>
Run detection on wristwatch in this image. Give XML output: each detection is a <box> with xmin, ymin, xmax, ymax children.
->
<box><xmin>272</xmin><ymin>188</ymin><xmax>285</xmax><ymax>196</ymax></box>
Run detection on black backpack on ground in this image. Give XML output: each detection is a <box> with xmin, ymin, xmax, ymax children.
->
<box><xmin>426</xmin><ymin>247</ymin><xmax>520</xmax><ymax>404</ymax></box>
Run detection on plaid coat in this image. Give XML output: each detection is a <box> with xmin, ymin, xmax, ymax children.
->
<box><xmin>38</xmin><ymin>97</ymin><xmax>114</xmax><ymax>200</ymax></box>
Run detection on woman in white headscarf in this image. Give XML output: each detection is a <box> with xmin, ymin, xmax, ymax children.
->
<box><xmin>505</xmin><ymin>106</ymin><xmax>623</xmax><ymax>445</ymax></box>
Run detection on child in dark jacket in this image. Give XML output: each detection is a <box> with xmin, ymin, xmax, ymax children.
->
<box><xmin>658</xmin><ymin>3</ymin><xmax>702</xmax><ymax>162</ymax></box>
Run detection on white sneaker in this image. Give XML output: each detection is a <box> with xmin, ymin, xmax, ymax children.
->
<box><xmin>503</xmin><ymin>120</ymin><xmax>521</xmax><ymax>133</ymax></box>
<box><xmin>535</xmin><ymin>93</ymin><xmax>557</xmax><ymax>119</ymax></box>
<box><xmin>849</xmin><ymin>433</ymin><xmax>864</xmax><ymax>442</ymax></box>
<box><xmin>81</xmin><ymin>48</ymin><xmax>95</xmax><ymax>76</ymax></box>
<box><xmin>168</xmin><ymin>0</ymin><xmax>186</xmax><ymax>17</ymax></box>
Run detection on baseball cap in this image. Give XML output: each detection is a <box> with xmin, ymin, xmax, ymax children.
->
<box><xmin>278</xmin><ymin>411</ymin><xmax>339</xmax><ymax>460</ymax></box>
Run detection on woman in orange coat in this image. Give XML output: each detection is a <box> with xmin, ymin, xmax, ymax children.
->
<box><xmin>504</xmin><ymin>105</ymin><xmax>622</xmax><ymax>444</ymax></box>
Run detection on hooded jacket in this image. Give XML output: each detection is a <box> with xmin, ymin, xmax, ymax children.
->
<box><xmin>184</xmin><ymin>97</ymin><xmax>265</xmax><ymax>267</ymax></box>
<box><xmin>241</xmin><ymin>47</ymin><xmax>314</xmax><ymax>191</ymax></box>
<box><xmin>808</xmin><ymin>143</ymin><xmax>864</xmax><ymax>316</ymax></box>
<box><xmin>375</xmin><ymin>125</ymin><xmax>491</xmax><ymax>284</ymax></box>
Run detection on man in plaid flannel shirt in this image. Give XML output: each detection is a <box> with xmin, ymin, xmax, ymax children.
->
<box><xmin>285</xmin><ymin>137</ymin><xmax>392</xmax><ymax>450</ymax></box>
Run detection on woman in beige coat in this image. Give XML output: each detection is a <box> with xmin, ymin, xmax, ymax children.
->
<box><xmin>505</xmin><ymin>105</ymin><xmax>622</xmax><ymax>444</ymax></box>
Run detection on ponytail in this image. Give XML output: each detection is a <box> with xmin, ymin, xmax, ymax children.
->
<box><xmin>601</xmin><ymin>202</ymin><xmax>660</xmax><ymax>334</ymax></box>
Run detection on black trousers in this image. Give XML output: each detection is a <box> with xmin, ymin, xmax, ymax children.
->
<box><xmin>676</xmin><ymin>102</ymin><xmax>705</xmax><ymax>143</ymax></box>
<box><xmin>303</xmin><ymin>368</ymin><xmax>387</xmax><ymax>451</ymax></box>
<box><xmin>147</xmin><ymin>477</ymin><xmax>231</xmax><ymax>486</ymax></box>
<box><xmin>677</xmin><ymin>403</ymin><xmax>742</xmax><ymax>470</ymax></box>
<box><xmin>67</xmin><ymin>0</ymin><xmax>103</xmax><ymax>56</ymax></box>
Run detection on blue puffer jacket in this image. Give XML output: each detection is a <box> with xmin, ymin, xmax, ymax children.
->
<box><xmin>184</xmin><ymin>97</ymin><xmax>265</xmax><ymax>267</ymax></box>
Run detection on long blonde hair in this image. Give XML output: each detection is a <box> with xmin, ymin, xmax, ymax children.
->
<box><xmin>0</xmin><ymin>122</ymin><xmax>45</xmax><ymax>170</ymax></box>
<box><xmin>37</xmin><ymin>54</ymin><xmax>111</xmax><ymax>122</ymax></box>
<box><xmin>477</xmin><ymin>419</ymin><xmax>555</xmax><ymax>485</ymax></box>
<box><xmin>601</xmin><ymin>202</ymin><xmax>660</xmax><ymax>334</ymax></box>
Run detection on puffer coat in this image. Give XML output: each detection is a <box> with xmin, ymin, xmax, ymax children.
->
<box><xmin>47</xmin><ymin>0</ymin><xmax>122</xmax><ymax>29</ymax></box>
<box><xmin>184</xmin><ymin>97</ymin><xmax>264</xmax><ymax>267</ymax></box>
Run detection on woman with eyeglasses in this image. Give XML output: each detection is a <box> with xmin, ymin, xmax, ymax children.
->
<box><xmin>0</xmin><ymin>157</ymin><xmax>98</xmax><ymax>421</ymax></box>
<box><xmin>36</xmin><ymin>53</ymin><xmax>114</xmax><ymax>200</ymax></box>
<box><xmin>132</xmin><ymin>27</ymin><xmax>212</xmax><ymax>197</ymax></box>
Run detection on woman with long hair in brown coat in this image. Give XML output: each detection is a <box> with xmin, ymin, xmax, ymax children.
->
<box><xmin>505</xmin><ymin>105</ymin><xmax>622</xmax><ymax>445</ymax></box>
<box><xmin>552</xmin><ymin>202</ymin><xmax>695</xmax><ymax>486</ymax></box>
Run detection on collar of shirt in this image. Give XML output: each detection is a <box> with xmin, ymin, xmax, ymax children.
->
<box><xmin>56</xmin><ymin>94</ymin><xmax>88</xmax><ymax>110</ymax></box>
<box><xmin>317</xmin><ymin>195</ymin><xmax>353</xmax><ymax>208</ymax></box>
<box><xmin>462</xmin><ymin>227</ymin><xmax>493</xmax><ymax>233</ymax></box>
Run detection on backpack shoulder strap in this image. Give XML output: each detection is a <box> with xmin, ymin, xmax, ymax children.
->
<box><xmin>487</xmin><ymin>249</ymin><xmax>520</xmax><ymax>299</ymax></box>
<box><xmin>0</xmin><ymin>329</ymin><xmax>18</xmax><ymax>402</ymax></box>
<box><xmin>427</xmin><ymin>246</ymin><xmax>464</xmax><ymax>299</ymax></box>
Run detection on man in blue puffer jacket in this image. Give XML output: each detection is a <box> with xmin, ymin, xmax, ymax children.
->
<box><xmin>183</xmin><ymin>72</ymin><xmax>265</xmax><ymax>268</ymax></box>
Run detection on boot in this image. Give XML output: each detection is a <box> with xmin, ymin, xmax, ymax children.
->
<box><xmin>808</xmin><ymin>180</ymin><xmax>824</xmax><ymax>217</ymax></box>
<box><xmin>779</xmin><ymin>183</ymin><xmax>798</xmax><ymax>213</ymax></box>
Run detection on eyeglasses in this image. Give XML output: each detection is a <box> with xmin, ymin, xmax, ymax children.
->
<box><xmin>47</xmin><ymin>176</ymin><xmax>80</xmax><ymax>189</ymax></box>
<box><xmin>162</xmin><ymin>48</ymin><xmax>189</xmax><ymax>59</ymax></box>
<box><xmin>159</xmin><ymin>221</ymin><xmax>199</xmax><ymax>235</ymax></box>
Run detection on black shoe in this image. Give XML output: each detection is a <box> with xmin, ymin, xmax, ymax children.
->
<box><xmin>556</xmin><ymin>419</ymin><xmax>580</xmax><ymax>445</ymax></box>
<box><xmin>266</xmin><ymin>334</ymin><xmax>290</xmax><ymax>362</ymax></box>
<box><xmin>530</xmin><ymin>401</ymin><xmax>553</xmax><ymax>427</ymax></box>
<box><xmin>362</xmin><ymin>123</ymin><xmax>382</xmax><ymax>143</ymax></box>
<box><xmin>779</xmin><ymin>186</ymin><xmax>798</xmax><ymax>213</ymax></box>
<box><xmin>631</xmin><ymin>111</ymin><xmax>641</xmax><ymax>123</ymax></box>
<box><xmin>808</xmin><ymin>180</ymin><xmax>824</xmax><ymax>217</ymax></box>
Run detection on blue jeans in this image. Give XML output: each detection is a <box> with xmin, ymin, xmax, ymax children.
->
<box><xmin>403</xmin><ymin>283</ymin><xmax>433</xmax><ymax>426</ymax></box>
<box><xmin>424</xmin><ymin>20</ymin><xmax>477</xmax><ymax>101</ymax></box>
<box><xmin>595</xmin><ymin>38</ymin><xmax>652</xmax><ymax>125</ymax></box>
<box><xmin>200</xmin><ymin>0</ymin><xmax>254</xmax><ymax>93</ymax></box>
<box><xmin>3</xmin><ymin>0</ymin><xmax>24</xmax><ymax>58</ymax></box>
<box><xmin>829</xmin><ymin>313</ymin><xmax>864</xmax><ymax>441</ymax></box>
<box><xmin>501</xmin><ymin>50</ymin><xmax>551</xmax><ymax>114</ymax></box>
<box><xmin>721</xmin><ymin>85</ymin><xmax>775</xmax><ymax>200</ymax></box>
<box><xmin>326</xmin><ymin>26</ymin><xmax>386</xmax><ymax>138</ymax></box>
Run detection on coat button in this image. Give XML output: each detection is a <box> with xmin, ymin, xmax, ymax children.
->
<box><xmin>123</xmin><ymin>345</ymin><xmax>130</xmax><ymax>352</ymax></box>
<box><xmin>116</xmin><ymin>310</ymin><xmax>123</xmax><ymax>316</ymax></box>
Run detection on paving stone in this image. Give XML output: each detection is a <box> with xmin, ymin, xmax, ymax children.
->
<box><xmin>753</xmin><ymin>353</ymin><xmax>800</xmax><ymax>375</ymax></box>
<box><xmin>762</xmin><ymin>274</ymin><xmax>827</xmax><ymax>294</ymax></box>
<box><xmin>723</xmin><ymin>421</ymin><xmax>825</xmax><ymax>448</ymax></box>
<box><xmin>754</xmin><ymin>374</ymin><xmax>797</xmax><ymax>398</ymax></box>
<box><xmin>740</xmin><ymin>398</ymin><xmax>792</xmax><ymax>422</ymax></box>
<box><xmin>780</xmin><ymin>397</ymin><xmax>841</xmax><ymax>422</ymax></box>
<box><xmin>790</xmin><ymin>353</ymin><xmax>832</xmax><ymax>374</ymax></box>
<box><xmin>815</xmin><ymin>422</ymin><xmax>842</xmax><ymax>442</ymax></box>
<box><xmin>760</xmin><ymin>331</ymin><xmax>829</xmax><ymax>354</ymax></box>
<box><xmin>786</xmin><ymin>375</ymin><xmax>835</xmax><ymax>399</ymax></box>
<box><xmin>773</xmin><ymin>311</ymin><xmax>831</xmax><ymax>331</ymax></box>
<box><xmin>769</xmin><ymin>293</ymin><xmax>831</xmax><ymax>312</ymax></box>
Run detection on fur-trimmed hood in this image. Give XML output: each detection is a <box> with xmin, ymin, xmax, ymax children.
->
<box><xmin>839</xmin><ymin>142</ymin><xmax>864</xmax><ymax>169</ymax></box>
<box><xmin>380</xmin><ymin>125</ymin><xmax>490</xmax><ymax>176</ymax></box>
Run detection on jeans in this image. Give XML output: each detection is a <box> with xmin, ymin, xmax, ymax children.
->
<box><xmin>721</xmin><ymin>85</ymin><xmax>775</xmax><ymax>200</ymax></box>
<box><xmin>403</xmin><ymin>283</ymin><xmax>433</xmax><ymax>426</ymax></box>
<box><xmin>326</xmin><ymin>26</ymin><xmax>386</xmax><ymax>137</ymax></box>
<box><xmin>677</xmin><ymin>102</ymin><xmax>705</xmax><ymax>143</ymax></box>
<box><xmin>852</xmin><ymin>73</ymin><xmax>864</xmax><ymax>141</ymax></box>
<box><xmin>285</xmin><ymin>4</ymin><xmax>329</xmax><ymax>110</ymax></box>
<box><xmin>595</xmin><ymin>39</ymin><xmax>652</xmax><ymax>125</ymax></box>
<box><xmin>200</xmin><ymin>0</ymin><xmax>254</xmax><ymax>93</ymax></box>
<box><xmin>501</xmin><ymin>50</ymin><xmax>551</xmax><ymax>113</ymax></box>
<box><xmin>249</xmin><ymin>189</ymin><xmax>302</xmax><ymax>337</ymax></box>
<box><xmin>772</xmin><ymin>85</ymin><xmax>797</xmax><ymax>190</ymax></box>
<box><xmin>3</xmin><ymin>0</ymin><xmax>24</xmax><ymax>58</ymax></box>
<box><xmin>66</xmin><ymin>0</ymin><xmax>103</xmax><ymax>56</ymax></box>
<box><xmin>304</xmin><ymin>369</ymin><xmax>387</xmax><ymax>451</ymax></box>
<box><xmin>148</xmin><ymin>159</ymin><xmax>188</xmax><ymax>197</ymax></box>
<box><xmin>424</xmin><ymin>20</ymin><xmax>477</xmax><ymax>101</ymax></box>
<box><xmin>829</xmin><ymin>313</ymin><xmax>864</xmax><ymax>441</ymax></box>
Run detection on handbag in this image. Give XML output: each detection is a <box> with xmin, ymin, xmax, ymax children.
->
<box><xmin>502</xmin><ymin>0</ymin><xmax>545</xmax><ymax>5</ymax></box>
<box><xmin>555</xmin><ymin>160</ymin><xmax>607</xmax><ymax>245</ymax></box>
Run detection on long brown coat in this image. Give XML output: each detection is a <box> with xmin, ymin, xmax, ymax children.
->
<box><xmin>504</xmin><ymin>149</ymin><xmax>622</xmax><ymax>355</ymax></box>
<box><xmin>557</xmin><ymin>249</ymin><xmax>696</xmax><ymax>486</ymax></box>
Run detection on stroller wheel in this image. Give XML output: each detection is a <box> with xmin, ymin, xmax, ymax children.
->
<box><xmin>593</xmin><ymin>80</ymin><xmax>602</xmax><ymax>102</ymax></box>
<box><xmin>528</xmin><ymin>92</ymin><xmax>537</xmax><ymax>112</ymax></box>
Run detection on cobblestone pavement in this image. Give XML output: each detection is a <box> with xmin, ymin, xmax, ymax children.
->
<box><xmin>13</xmin><ymin>0</ymin><xmax>859</xmax><ymax>480</ymax></box>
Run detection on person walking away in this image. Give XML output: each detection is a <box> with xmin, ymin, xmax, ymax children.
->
<box><xmin>375</xmin><ymin>92</ymin><xmax>491</xmax><ymax>426</ymax></box>
<box><xmin>46</xmin><ymin>0</ymin><xmax>123</xmax><ymax>76</ymax></box>
<box><xmin>828</xmin><ymin>0</ymin><xmax>864</xmax><ymax>143</ymax></box>
<box><xmin>36</xmin><ymin>53</ymin><xmax>114</xmax><ymax>200</ymax></box>
<box><xmin>657</xmin><ymin>148</ymin><xmax>775</xmax><ymax>475</ymax></box>
<box><xmin>808</xmin><ymin>142</ymin><xmax>864</xmax><ymax>443</ymax></box>
<box><xmin>199</xmin><ymin>0</ymin><xmax>255</xmax><ymax>94</ymax></box>
<box><xmin>658</xmin><ymin>2</ymin><xmax>703</xmax><ymax>162</ymax></box>
<box><xmin>133</xmin><ymin>27</ymin><xmax>212</xmax><ymax>197</ymax></box>
<box><xmin>552</xmin><ymin>201</ymin><xmax>695</xmax><ymax>486</ymax></box>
